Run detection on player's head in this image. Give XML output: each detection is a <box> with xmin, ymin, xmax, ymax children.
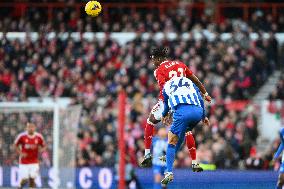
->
<box><xmin>150</xmin><ymin>47</ymin><xmax>168</xmax><ymax>67</ymax></box>
<box><xmin>26</xmin><ymin>122</ymin><xmax>36</xmax><ymax>135</ymax></box>
<box><xmin>157</xmin><ymin>127</ymin><xmax>167</xmax><ymax>139</ymax></box>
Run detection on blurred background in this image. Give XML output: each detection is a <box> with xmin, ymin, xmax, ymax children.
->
<box><xmin>0</xmin><ymin>0</ymin><xmax>284</xmax><ymax>188</ymax></box>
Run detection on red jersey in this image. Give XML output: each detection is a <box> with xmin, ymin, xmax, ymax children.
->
<box><xmin>154</xmin><ymin>60</ymin><xmax>193</xmax><ymax>100</ymax></box>
<box><xmin>14</xmin><ymin>132</ymin><xmax>45</xmax><ymax>164</ymax></box>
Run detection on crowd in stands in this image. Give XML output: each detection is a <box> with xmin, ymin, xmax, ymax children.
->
<box><xmin>1</xmin><ymin>4</ymin><xmax>284</xmax><ymax>33</ymax></box>
<box><xmin>0</xmin><ymin>4</ymin><xmax>281</xmax><ymax>170</ymax></box>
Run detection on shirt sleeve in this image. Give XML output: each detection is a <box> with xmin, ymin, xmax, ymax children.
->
<box><xmin>38</xmin><ymin>134</ymin><xmax>46</xmax><ymax>147</ymax></box>
<box><xmin>14</xmin><ymin>135</ymin><xmax>22</xmax><ymax>146</ymax></box>
<box><xmin>162</xmin><ymin>89</ymin><xmax>169</xmax><ymax>117</ymax></box>
<box><xmin>155</xmin><ymin>69</ymin><xmax>167</xmax><ymax>99</ymax></box>
<box><xmin>183</xmin><ymin>64</ymin><xmax>193</xmax><ymax>77</ymax></box>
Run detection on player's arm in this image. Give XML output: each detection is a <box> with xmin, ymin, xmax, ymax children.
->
<box><xmin>185</xmin><ymin>67</ymin><xmax>211</xmax><ymax>102</ymax></box>
<box><xmin>14</xmin><ymin>136</ymin><xmax>26</xmax><ymax>157</ymax></box>
<box><xmin>194</xmin><ymin>85</ymin><xmax>210</xmax><ymax>126</ymax></box>
<box><xmin>38</xmin><ymin>135</ymin><xmax>47</xmax><ymax>153</ymax></box>
<box><xmin>154</xmin><ymin>70</ymin><xmax>167</xmax><ymax>99</ymax></box>
<box><xmin>194</xmin><ymin>85</ymin><xmax>206</xmax><ymax>119</ymax></box>
<box><xmin>14</xmin><ymin>143</ymin><xmax>21</xmax><ymax>155</ymax></box>
<box><xmin>39</xmin><ymin>144</ymin><xmax>47</xmax><ymax>153</ymax></box>
<box><xmin>162</xmin><ymin>89</ymin><xmax>169</xmax><ymax>117</ymax></box>
<box><xmin>274</xmin><ymin>143</ymin><xmax>284</xmax><ymax>160</ymax></box>
<box><xmin>274</xmin><ymin>132</ymin><xmax>284</xmax><ymax>160</ymax></box>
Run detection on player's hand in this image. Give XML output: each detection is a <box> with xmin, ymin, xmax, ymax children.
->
<box><xmin>204</xmin><ymin>93</ymin><xmax>212</xmax><ymax>103</ymax></box>
<box><xmin>162</xmin><ymin>113</ymin><xmax>172</xmax><ymax>127</ymax></box>
<box><xmin>20</xmin><ymin>152</ymin><xmax>27</xmax><ymax>158</ymax></box>
<box><xmin>202</xmin><ymin>117</ymin><xmax>210</xmax><ymax>127</ymax></box>
<box><xmin>271</xmin><ymin>159</ymin><xmax>276</xmax><ymax>165</ymax></box>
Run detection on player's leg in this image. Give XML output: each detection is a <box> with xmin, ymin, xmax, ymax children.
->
<box><xmin>162</xmin><ymin>104</ymin><xmax>203</xmax><ymax>185</ymax></box>
<box><xmin>19</xmin><ymin>179</ymin><xmax>28</xmax><ymax>189</ymax></box>
<box><xmin>144</xmin><ymin>114</ymin><xmax>158</xmax><ymax>155</ymax></box>
<box><xmin>141</xmin><ymin>101</ymin><xmax>164</xmax><ymax>167</ymax></box>
<box><xmin>161</xmin><ymin>130</ymin><xmax>178</xmax><ymax>185</ymax></box>
<box><xmin>153</xmin><ymin>165</ymin><xmax>164</xmax><ymax>189</ymax></box>
<box><xmin>18</xmin><ymin>164</ymin><xmax>29</xmax><ymax>189</ymax></box>
<box><xmin>29</xmin><ymin>178</ymin><xmax>36</xmax><ymax>188</ymax></box>
<box><xmin>185</xmin><ymin>131</ymin><xmax>203</xmax><ymax>172</ymax></box>
<box><xmin>162</xmin><ymin>106</ymin><xmax>188</xmax><ymax>185</ymax></box>
<box><xmin>185</xmin><ymin>131</ymin><xmax>196</xmax><ymax>162</ymax></box>
<box><xmin>28</xmin><ymin>164</ymin><xmax>39</xmax><ymax>188</ymax></box>
<box><xmin>277</xmin><ymin>173</ymin><xmax>284</xmax><ymax>189</ymax></box>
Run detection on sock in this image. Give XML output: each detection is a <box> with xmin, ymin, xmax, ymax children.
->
<box><xmin>185</xmin><ymin>131</ymin><xmax>196</xmax><ymax>162</ymax></box>
<box><xmin>145</xmin><ymin>149</ymin><xmax>150</xmax><ymax>156</ymax></box>
<box><xmin>144</xmin><ymin>119</ymin><xmax>154</xmax><ymax>154</ymax></box>
<box><xmin>166</xmin><ymin>144</ymin><xmax>176</xmax><ymax>173</ymax></box>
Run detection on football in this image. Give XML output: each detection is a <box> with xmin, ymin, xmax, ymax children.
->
<box><xmin>85</xmin><ymin>1</ymin><xmax>102</xmax><ymax>17</ymax></box>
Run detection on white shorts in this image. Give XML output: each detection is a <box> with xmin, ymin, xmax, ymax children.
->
<box><xmin>151</xmin><ymin>100</ymin><xmax>165</xmax><ymax>121</ymax></box>
<box><xmin>19</xmin><ymin>163</ymin><xmax>39</xmax><ymax>180</ymax></box>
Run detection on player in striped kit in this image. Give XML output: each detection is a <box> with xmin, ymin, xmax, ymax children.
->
<box><xmin>160</xmin><ymin>77</ymin><xmax>210</xmax><ymax>185</ymax></box>
<box><xmin>273</xmin><ymin>128</ymin><xmax>284</xmax><ymax>189</ymax></box>
<box><xmin>141</xmin><ymin>48</ymin><xmax>211</xmax><ymax>173</ymax></box>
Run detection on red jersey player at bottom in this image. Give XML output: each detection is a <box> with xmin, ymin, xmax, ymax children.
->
<box><xmin>14</xmin><ymin>122</ymin><xmax>46</xmax><ymax>189</ymax></box>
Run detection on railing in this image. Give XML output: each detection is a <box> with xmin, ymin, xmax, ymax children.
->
<box><xmin>0</xmin><ymin>2</ymin><xmax>284</xmax><ymax>22</ymax></box>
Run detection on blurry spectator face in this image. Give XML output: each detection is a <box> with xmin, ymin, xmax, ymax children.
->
<box><xmin>157</xmin><ymin>127</ymin><xmax>167</xmax><ymax>139</ymax></box>
<box><xmin>26</xmin><ymin>122</ymin><xmax>36</xmax><ymax>135</ymax></box>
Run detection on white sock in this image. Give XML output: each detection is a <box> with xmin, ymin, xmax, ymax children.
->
<box><xmin>145</xmin><ymin>149</ymin><xmax>150</xmax><ymax>156</ymax></box>
<box><xmin>192</xmin><ymin>160</ymin><xmax>197</xmax><ymax>165</ymax></box>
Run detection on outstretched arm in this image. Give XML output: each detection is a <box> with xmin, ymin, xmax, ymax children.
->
<box><xmin>188</xmin><ymin>74</ymin><xmax>211</xmax><ymax>103</ymax></box>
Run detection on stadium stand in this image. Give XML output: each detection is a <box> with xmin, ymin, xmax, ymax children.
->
<box><xmin>0</xmin><ymin>2</ymin><xmax>282</xmax><ymax>169</ymax></box>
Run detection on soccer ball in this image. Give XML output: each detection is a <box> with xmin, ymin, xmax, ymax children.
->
<box><xmin>85</xmin><ymin>1</ymin><xmax>102</xmax><ymax>17</ymax></box>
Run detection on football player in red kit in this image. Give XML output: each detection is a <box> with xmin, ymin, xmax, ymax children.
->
<box><xmin>14</xmin><ymin>122</ymin><xmax>46</xmax><ymax>189</ymax></box>
<box><xmin>141</xmin><ymin>48</ymin><xmax>211</xmax><ymax>172</ymax></box>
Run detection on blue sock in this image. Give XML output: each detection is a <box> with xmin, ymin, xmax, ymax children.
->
<box><xmin>166</xmin><ymin>144</ymin><xmax>176</xmax><ymax>172</ymax></box>
<box><xmin>154</xmin><ymin>182</ymin><xmax>161</xmax><ymax>189</ymax></box>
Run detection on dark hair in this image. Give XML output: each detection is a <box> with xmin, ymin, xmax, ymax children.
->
<box><xmin>150</xmin><ymin>47</ymin><xmax>168</xmax><ymax>59</ymax></box>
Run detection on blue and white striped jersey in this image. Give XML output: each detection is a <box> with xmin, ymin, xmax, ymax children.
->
<box><xmin>162</xmin><ymin>77</ymin><xmax>205</xmax><ymax>117</ymax></box>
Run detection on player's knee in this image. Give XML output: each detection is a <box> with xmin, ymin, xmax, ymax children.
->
<box><xmin>168</xmin><ymin>132</ymin><xmax>178</xmax><ymax>145</ymax></box>
<box><xmin>20</xmin><ymin>179</ymin><xmax>28</xmax><ymax>186</ymax></box>
<box><xmin>29</xmin><ymin>178</ymin><xmax>36</xmax><ymax>187</ymax></box>
<box><xmin>147</xmin><ymin>118</ymin><xmax>156</xmax><ymax>127</ymax></box>
<box><xmin>149</xmin><ymin>113</ymin><xmax>160</xmax><ymax>125</ymax></box>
